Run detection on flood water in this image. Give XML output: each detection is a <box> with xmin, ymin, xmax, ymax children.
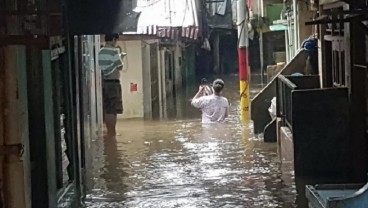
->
<box><xmin>85</xmin><ymin>75</ymin><xmax>297</xmax><ymax>208</ymax></box>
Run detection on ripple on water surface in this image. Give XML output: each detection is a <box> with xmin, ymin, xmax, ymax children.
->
<box><xmin>85</xmin><ymin>77</ymin><xmax>296</xmax><ymax>208</ymax></box>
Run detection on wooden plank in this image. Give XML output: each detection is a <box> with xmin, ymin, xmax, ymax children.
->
<box><xmin>3</xmin><ymin>46</ymin><xmax>26</xmax><ymax>208</ymax></box>
<box><xmin>320</xmin><ymin>0</ymin><xmax>340</xmax><ymax>5</ymax></box>
<box><xmin>322</xmin><ymin>1</ymin><xmax>345</xmax><ymax>9</ymax></box>
<box><xmin>0</xmin><ymin>46</ymin><xmax>5</xmax><ymax>207</ymax></box>
<box><xmin>15</xmin><ymin>46</ymin><xmax>32</xmax><ymax>208</ymax></box>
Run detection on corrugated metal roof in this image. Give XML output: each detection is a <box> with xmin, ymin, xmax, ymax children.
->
<box><xmin>125</xmin><ymin>0</ymin><xmax>200</xmax><ymax>39</ymax></box>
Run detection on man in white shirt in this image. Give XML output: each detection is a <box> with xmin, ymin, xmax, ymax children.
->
<box><xmin>191</xmin><ymin>79</ymin><xmax>229</xmax><ymax>123</ymax></box>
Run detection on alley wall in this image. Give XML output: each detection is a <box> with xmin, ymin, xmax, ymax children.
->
<box><xmin>117</xmin><ymin>40</ymin><xmax>145</xmax><ymax>119</ymax></box>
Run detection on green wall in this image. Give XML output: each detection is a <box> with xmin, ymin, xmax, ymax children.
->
<box><xmin>266</xmin><ymin>3</ymin><xmax>284</xmax><ymax>24</ymax></box>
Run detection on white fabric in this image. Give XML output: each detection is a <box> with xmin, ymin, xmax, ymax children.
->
<box><xmin>268</xmin><ymin>97</ymin><xmax>277</xmax><ymax>119</ymax></box>
<box><xmin>191</xmin><ymin>95</ymin><xmax>229</xmax><ymax>123</ymax></box>
<box><xmin>135</xmin><ymin>0</ymin><xmax>198</xmax><ymax>29</ymax></box>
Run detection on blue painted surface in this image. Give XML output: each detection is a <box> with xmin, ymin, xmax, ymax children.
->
<box><xmin>307</xmin><ymin>183</ymin><xmax>368</xmax><ymax>208</ymax></box>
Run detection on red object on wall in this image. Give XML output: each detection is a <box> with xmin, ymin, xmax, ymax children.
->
<box><xmin>130</xmin><ymin>83</ymin><xmax>138</xmax><ymax>92</ymax></box>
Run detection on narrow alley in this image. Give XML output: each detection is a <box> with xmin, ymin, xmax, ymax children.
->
<box><xmin>1</xmin><ymin>0</ymin><xmax>368</xmax><ymax>208</ymax></box>
<box><xmin>85</xmin><ymin>76</ymin><xmax>296</xmax><ymax>208</ymax></box>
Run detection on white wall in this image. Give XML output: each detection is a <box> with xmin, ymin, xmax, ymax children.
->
<box><xmin>115</xmin><ymin>39</ymin><xmax>162</xmax><ymax>119</ymax></box>
<box><xmin>117</xmin><ymin>40</ymin><xmax>144</xmax><ymax>119</ymax></box>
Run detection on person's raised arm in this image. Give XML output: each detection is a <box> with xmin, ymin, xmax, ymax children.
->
<box><xmin>191</xmin><ymin>86</ymin><xmax>205</xmax><ymax>108</ymax></box>
<box><xmin>193</xmin><ymin>85</ymin><xmax>204</xmax><ymax>99</ymax></box>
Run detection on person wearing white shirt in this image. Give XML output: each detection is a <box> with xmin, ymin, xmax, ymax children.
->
<box><xmin>191</xmin><ymin>79</ymin><xmax>229</xmax><ymax>123</ymax></box>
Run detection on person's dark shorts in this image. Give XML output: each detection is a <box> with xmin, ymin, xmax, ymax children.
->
<box><xmin>103</xmin><ymin>80</ymin><xmax>123</xmax><ymax>114</ymax></box>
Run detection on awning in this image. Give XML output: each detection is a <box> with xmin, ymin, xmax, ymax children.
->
<box><xmin>127</xmin><ymin>0</ymin><xmax>200</xmax><ymax>40</ymax></box>
<box><xmin>125</xmin><ymin>25</ymin><xmax>200</xmax><ymax>40</ymax></box>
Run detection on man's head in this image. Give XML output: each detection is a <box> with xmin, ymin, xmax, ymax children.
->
<box><xmin>213</xmin><ymin>79</ymin><xmax>225</xmax><ymax>94</ymax></box>
<box><xmin>105</xmin><ymin>34</ymin><xmax>120</xmax><ymax>47</ymax></box>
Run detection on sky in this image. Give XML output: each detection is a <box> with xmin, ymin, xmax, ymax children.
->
<box><xmin>135</xmin><ymin>0</ymin><xmax>198</xmax><ymax>29</ymax></box>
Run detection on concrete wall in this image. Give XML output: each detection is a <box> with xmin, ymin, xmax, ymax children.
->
<box><xmin>280</xmin><ymin>126</ymin><xmax>294</xmax><ymax>162</ymax></box>
<box><xmin>115</xmin><ymin>39</ymin><xmax>161</xmax><ymax>119</ymax></box>
<box><xmin>0</xmin><ymin>46</ymin><xmax>28</xmax><ymax>208</ymax></box>
<box><xmin>117</xmin><ymin>40</ymin><xmax>144</xmax><ymax>119</ymax></box>
<box><xmin>111</xmin><ymin>39</ymin><xmax>180</xmax><ymax>119</ymax></box>
<box><xmin>297</xmin><ymin>2</ymin><xmax>314</xmax><ymax>46</ymax></box>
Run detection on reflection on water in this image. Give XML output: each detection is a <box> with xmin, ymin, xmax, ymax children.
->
<box><xmin>85</xmin><ymin>75</ymin><xmax>297</xmax><ymax>208</ymax></box>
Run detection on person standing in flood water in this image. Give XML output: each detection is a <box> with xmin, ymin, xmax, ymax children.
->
<box><xmin>191</xmin><ymin>79</ymin><xmax>229</xmax><ymax>123</ymax></box>
<box><xmin>99</xmin><ymin>34</ymin><xmax>125</xmax><ymax>137</ymax></box>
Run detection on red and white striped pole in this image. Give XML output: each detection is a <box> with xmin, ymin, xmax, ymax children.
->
<box><xmin>237</xmin><ymin>0</ymin><xmax>250</xmax><ymax>122</ymax></box>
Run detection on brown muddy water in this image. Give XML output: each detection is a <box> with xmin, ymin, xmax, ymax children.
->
<box><xmin>85</xmin><ymin>75</ymin><xmax>298</xmax><ymax>208</ymax></box>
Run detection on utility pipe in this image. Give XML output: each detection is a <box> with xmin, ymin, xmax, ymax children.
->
<box><xmin>237</xmin><ymin>0</ymin><xmax>250</xmax><ymax>122</ymax></box>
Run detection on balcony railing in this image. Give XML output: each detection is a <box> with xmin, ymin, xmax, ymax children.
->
<box><xmin>276</xmin><ymin>75</ymin><xmax>296</xmax><ymax>130</ymax></box>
